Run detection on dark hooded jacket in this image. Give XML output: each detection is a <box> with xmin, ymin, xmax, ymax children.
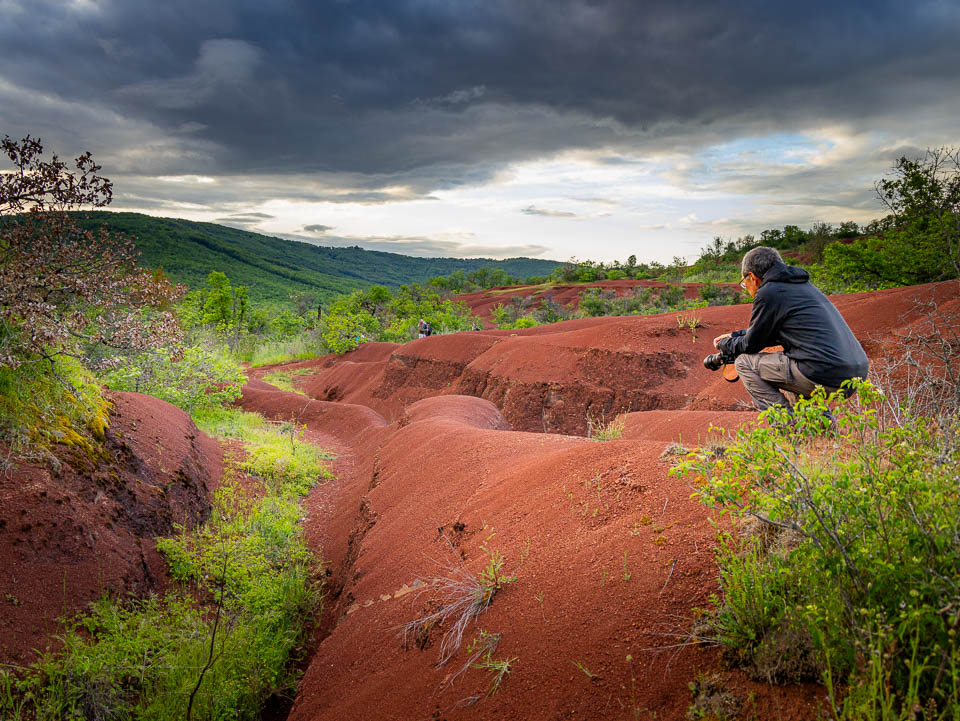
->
<box><xmin>717</xmin><ymin>263</ymin><xmax>869</xmax><ymax>388</ymax></box>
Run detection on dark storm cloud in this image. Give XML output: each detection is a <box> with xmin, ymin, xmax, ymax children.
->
<box><xmin>303</xmin><ymin>224</ymin><xmax>333</xmax><ymax>233</ymax></box>
<box><xmin>2</xmin><ymin>0</ymin><xmax>959</xmax><ymax>195</ymax></box>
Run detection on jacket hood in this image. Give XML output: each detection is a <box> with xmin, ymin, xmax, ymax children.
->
<box><xmin>762</xmin><ymin>263</ymin><xmax>809</xmax><ymax>284</ymax></box>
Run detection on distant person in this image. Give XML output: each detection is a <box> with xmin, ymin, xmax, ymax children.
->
<box><xmin>710</xmin><ymin>247</ymin><xmax>868</xmax><ymax>411</ymax></box>
<box><xmin>417</xmin><ymin>318</ymin><xmax>432</xmax><ymax>339</ymax></box>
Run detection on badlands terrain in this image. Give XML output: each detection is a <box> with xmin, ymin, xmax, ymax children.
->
<box><xmin>3</xmin><ymin>280</ymin><xmax>956</xmax><ymax>720</ymax></box>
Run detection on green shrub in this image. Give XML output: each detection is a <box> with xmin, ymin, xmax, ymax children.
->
<box><xmin>511</xmin><ymin>314</ymin><xmax>539</xmax><ymax>329</ymax></box>
<box><xmin>320</xmin><ymin>309</ymin><xmax>379</xmax><ymax>354</ymax></box>
<box><xmin>672</xmin><ymin>382</ymin><xmax>960</xmax><ymax>718</ymax></box>
<box><xmin>0</xmin><ymin>356</ymin><xmax>110</xmax><ymax>462</ymax></box>
<box><xmin>590</xmin><ymin>415</ymin><xmax>625</xmax><ymax>441</ymax></box>
<box><xmin>8</xmin><ymin>483</ymin><xmax>320</xmax><ymax>721</ymax></box>
<box><xmin>698</xmin><ymin>281</ymin><xmax>743</xmax><ymax>306</ymax></box>
<box><xmin>102</xmin><ymin>345</ymin><xmax>246</xmax><ymax>413</ymax></box>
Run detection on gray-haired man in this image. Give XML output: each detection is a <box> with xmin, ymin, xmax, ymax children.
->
<box><xmin>713</xmin><ymin>247</ymin><xmax>869</xmax><ymax>410</ymax></box>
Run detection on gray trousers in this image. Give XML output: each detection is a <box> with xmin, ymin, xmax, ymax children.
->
<box><xmin>734</xmin><ymin>351</ymin><xmax>838</xmax><ymax>410</ymax></box>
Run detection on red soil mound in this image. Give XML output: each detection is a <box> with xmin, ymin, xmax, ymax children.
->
<box><xmin>239</xmin><ymin>281</ymin><xmax>956</xmax><ymax>721</ymax></box>
<box><xmin>240</xmin><ymin>387</ymin><xmax>815</xmax><ymax>721</ymax></box>
<box><xmin>258</xmin><ymin>280</ymin><xmax>956</xmax><ymax>437</ymax></box>
<box><xmin>0</xmin><ymin>392</ymin><xmax>222</xmax><ymax>664</ymax></box>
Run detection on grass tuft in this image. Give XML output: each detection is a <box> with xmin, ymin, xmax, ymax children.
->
<box><xmin>401</xmin><ymin>551</ymin><xmax>516</xmax><ymax>666</ymax></box>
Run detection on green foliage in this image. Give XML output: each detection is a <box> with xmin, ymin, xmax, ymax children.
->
<box><xmin>178</xmin><ymin>270</ymin><xmax>250</xmax><ymax>331</ymax></box>
<box><xmin>318</xmin><ymin>283</ymin><xmax>474</xmax><ymax>353</ymax></box>
<box><xmin>489</xmin><ymin>294</ymin><xmax>564</xmax><ymax>329</ymax></box>
<box><xmin>477</xmin><ymin>551</ymin><xmax>517</xmax><ymax>605</ymax></box>
<box><xmin>698</xmin><ymin>282</ymin><xmax>743</xmax><ymax>306</ymax></box>
<box><xmin>429</xmin><ymin>265</ymin><xmax>522</xmax><ymax>292</ymax></box>
<box><xmin>261</xmin><ymin>368</ymin><xmax>310</xmax><ymax>395</ymax></box>
<box><xmin>191</xmin><ymin>407</ymin><xmax>332</xmax><ymax>496</ymax></box>
<box><xmin>102</xmin><ymin>345</ymin><xmax>246</xmax><ymax>413</ymax></box>
<box><xmin>672</xmin><ymin>382</ymin><xmax>960</xmax><ymax>717</ymax></box>
<box><xmin>473</xmin><ymin>653</ymin><xmax>516</xmax><ymax>696</ymax></box>
<box><xmin>270</xmin><ymin>309</ymin><xmax>307</xmax><ymax>339</ymax></box>
<box><xmin>876</xmin><ymin>148</ymin><xmax>960</xmax><ymax>278</ymax></box>
<box><xmin>3</xmin><ymin>410</ymin><xmax>328</xmax><ymax>721</ymax></box>
<box><xmin>321</xmin><ymin>308</ymin><xmax>379</xmax><ymax>354</ymax></box>
<box><xmin>578</xmin><ymin>284</ymin><xmax>699</xmax><ymax>317</ymax></box>
<box><xmin>71</xmin><ymin>211</ymin><xmax>560</xmax><ymax>305</ymax></box>
<box><xmin>814</xmin><ymin>228</ymin><xmax>955</xmax><ymax>293</ymax></box>
<box><xmin>511</xmin><ymin>315</ymin><xmax>539</xmax><ymax>329</ymax></box>
<box><xmin>247</xmin><ymin>329</ymin><xmax>325</xmax><ymax>367</ymax></box>
<box><xmin>0</xmin><ymin>355</ymin><xmax>110</xmax><ymax>461</ymax></box>
<box><xmin>590</xmin><ymin>415</ymin><xmax>625</xmax><ymax>441</ymax></box>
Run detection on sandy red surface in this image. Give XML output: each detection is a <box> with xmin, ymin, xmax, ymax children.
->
<box><xmin>236</xmin><ymin>280</ymin><xmax>958</xmax><ymax>721</ymax></box>
<box><xmin>3</xmin><ymin>280</ymin><xmax>955</xmax><ymax>719</ymax></box>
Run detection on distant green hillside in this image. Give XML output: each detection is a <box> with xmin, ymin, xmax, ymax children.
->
<box><xmin>71</xmin><ymin>212</ymin><xmax>561</xmax><ymax>303</ymax></box>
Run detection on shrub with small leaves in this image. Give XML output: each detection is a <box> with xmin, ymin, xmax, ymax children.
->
<box><xmin>671</xmin><ymin>380</ymin><xmax>960</xmax><ymax>717</ymax></box>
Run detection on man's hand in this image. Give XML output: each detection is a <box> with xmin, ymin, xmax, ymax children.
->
<box><xmin>713</xmin><ymin>333</ymin><xmax>732</xmax><ymax>349</ymax></box>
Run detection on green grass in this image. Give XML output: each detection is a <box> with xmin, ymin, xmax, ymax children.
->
<box><xmin>484</xmin><ymin>282</ymin><xmax>556</xmax><ymax>295</ymax></box>
<box><xmin>590</xmin><ymin>415</ymin><xmax>625</xmax><ymax>441</ymax></box>
<box><xmin>261</xmin><ymin>368</ymin><xmax>311</xmax><ymax>395</ymax></box>
<box><xmin>247</xmin><ymin>332</ymin><xmax>326</xmax><ymax>367</ymax></box>
<box><xmin>192</xmin><ymin>407</ymin><xmax>333</xmax><ymax>496</ymax></box>
<box><xmin>0</xmin><ymin>355</ymin><xmax>110</xmax><ymax>464</ymax></box>
<box><xmin>2</xmin><ymin>404</ymin><xmax>332</xmax><ymax>720</ymax></box>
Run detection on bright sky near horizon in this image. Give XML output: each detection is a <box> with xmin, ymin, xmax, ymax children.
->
<box><xmin>2</xmin><ymin>0</ymin><xmax>959</xmax><ymax>262</ymax></box>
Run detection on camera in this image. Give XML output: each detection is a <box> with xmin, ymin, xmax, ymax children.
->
<box><xmin>703</xmin><ymin>351</ymin><xmax>735</xmax><ymax>372</ymax></box>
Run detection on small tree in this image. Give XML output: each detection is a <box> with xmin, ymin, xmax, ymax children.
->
<box><xmin>876</xmin><ymin>147</ymin><xmax>960</xmax><ymax>279</ymax></box>
<box><xmin>0</xmin><ymin>135</ymin><xmax>183</xmax><ymax>370</ymax></box>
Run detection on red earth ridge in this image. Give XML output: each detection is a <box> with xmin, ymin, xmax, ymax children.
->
<box><xmin>2</xmin><ymin>280</ymin><xmax>956</xmax><ymax>720</ymax></box>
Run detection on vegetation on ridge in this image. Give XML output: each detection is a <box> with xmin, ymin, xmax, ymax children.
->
<box><xmin>69</xmin><ymin>210</ymin><xmax>561</xmax><ymax>304</ymax></box>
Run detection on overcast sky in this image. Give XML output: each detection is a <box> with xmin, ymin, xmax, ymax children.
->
<box><xmin>2</xmin><ymin>0</ymin><xmax>959</xmax><ymax>262</ymax></box>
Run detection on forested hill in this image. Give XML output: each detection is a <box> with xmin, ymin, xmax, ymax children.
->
<box><xmin>72</xmin><ymin>211</ymin><xmax>561</xmax><ymax>303</ymax></box>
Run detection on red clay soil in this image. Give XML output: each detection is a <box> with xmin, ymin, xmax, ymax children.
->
<box><xmin>0</xmin><ymin>391</ymin><xmax>222</xmax><ymax>664</ymax></box>
<box><xmin>2</xmin><ymin>279</ymin><xmax>948</xmax><ymax>718</ymax></box>
<box><xmin>240</xmin><ymin>282</ymin><xmax>959</xmax><ymax>721</ymax></box>
<box><xmin>251</xmin><ymin>280</ymin><xmax>958</xmax><ymax>438</ymax></box>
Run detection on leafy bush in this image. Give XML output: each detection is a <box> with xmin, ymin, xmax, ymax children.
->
<box><xmin>0</xmin><ymin>355</ymin><xmax>110</xmax><ymax>463</ymax></box>
<box><xmin>320</xmin><ymin>309</ymin><xmax>379</xmax><ymax>354</ymax></box>
<box><xmin>812</xmin><ymin>229</ymin><xmax>956</xmax><ymax>293</ymax></box>
<box><xmin>511</xmin><ymin>315</ymin><xmax>539</xmax><ymax>329</ymax></box>
<box><xmin>102</xmin><ymin>344</ymin><xmax>246</xmax><ymax>413</ymax></box>
<box><xmin>590</xmin><ymin>414</ymin><xmax>625</xmax><ymax>441</ymax></box>
<box><xmin>672</xmin><ymin>382</ymin><xmax>960</xmax><ymax>718</ymax></box>
<box><xmin>577</xmin><ymin>284</ymin><xmax>699</xmax><ymax>317</ymax></box>
<box><xmin>698</xmin><ymin>282</ymin><xmax>743</xmax><ymax>306</ymax></box>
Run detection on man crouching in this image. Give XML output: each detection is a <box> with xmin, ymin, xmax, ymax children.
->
<box><xmin>713</xmin><ymin>246</ymin><xmax>869</xmax><ymax>411</ymax></box>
